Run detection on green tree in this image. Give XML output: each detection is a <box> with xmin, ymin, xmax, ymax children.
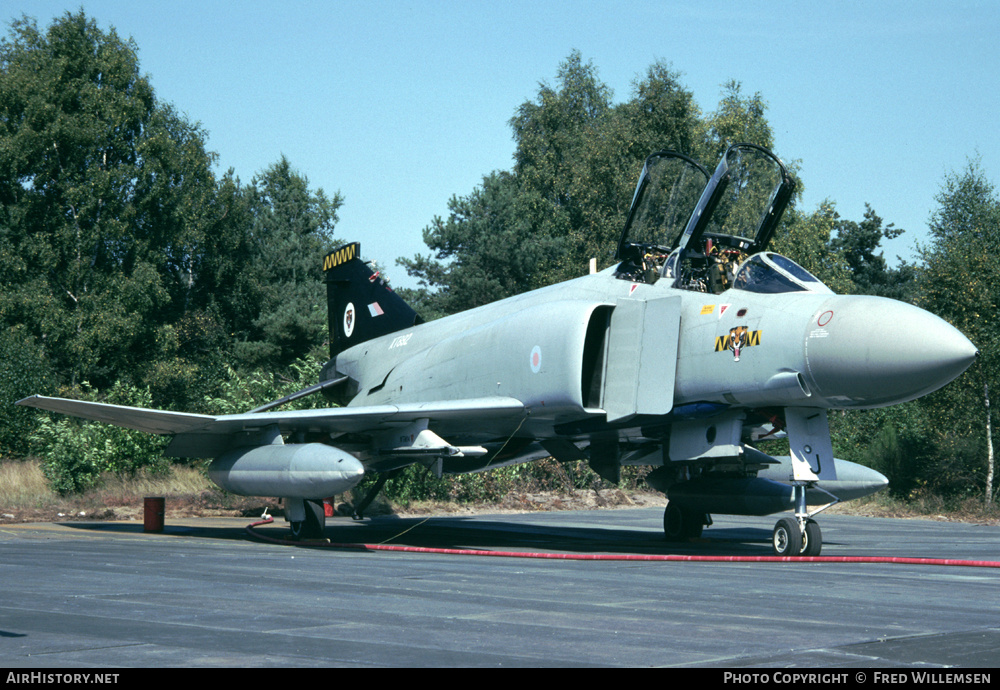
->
<box><xmin>557</xmin><ymin>60</ymin><xmax>703</xmax><ymax>274</ymax></box>
<box><xmin>623</xmin><ymin>61</ymin><xmax>705</xmax><ymax>159</ymax></box>
<box><xmin>832</xmin><ymin>204</ymin><xmax>916</xmax><ymax>300</ymax></box>
<box><xmin>0</xmin><ymin>328</ymin><xmax>56</xmax><ymax>456</ymax></box>
<box><xmin>507</xmin><ymin>50</ymin><xmax>615</xmax><ymax>282</ymax></box>
<box><xmin>0</xmin><ymin>12</ymin><xmax>218</xmax><ymax>392</ymax></box>
<box><xmin>915</xmin><ymin>157</ymin><xmax>1000</xmax><ymax>502</ymax></box>
<box><xmin>232</xmin><ymin>157</ymin><xmax>343</xmax><ymax>370</ymax></box>
<box><xmin>201</xmin><ymin>353</ymin><xmax>327</xmax><ymax>415</ymax></box>
<box><xmin>771</xmin><ymin>202</ymin><xmax>853</xmax><ymax>294</ymax></box>
<box><xmin>32</xmin><ymin>381</ymin><xmax>169</xmax><ymax>494</ymax></box>
<box><xmin>704</xmin><ymin>80</ymin><xmax>774</xmax><ymax>156</ymax></box>
<box><xmin>138</xmin><ymin>170</ymin><xmax>255</xmax><ymax>409</ymax></box>
<box><xmin>398</xmin><ymin>171</ymin><xmax>564</xmax><ymax>316</ymax></box>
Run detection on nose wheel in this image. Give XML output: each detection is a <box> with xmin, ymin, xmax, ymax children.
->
<box><xmin>772</xmin><ymin>482</ymin><xmax>824</xmax><ymax>557</ymax></box>
<box><xmin>772</xmin><ymin>517</ymin><xmax>801</xmax><ymax>555</ymax></box>
<box><xmin>801</xmin><ymin>519</ymin><xmax>822</xmax><ymax>556</ymax></box>
<box><xmin>772</xmin><ymin>516</ymin><xmax>821</xmax><ymax>557</ymax></box>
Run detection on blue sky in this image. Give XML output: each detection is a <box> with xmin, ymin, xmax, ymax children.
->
<box><xmin>7</xmin><ymin>1</ymin><xmax>999</xmax><ymax>288</ymax></box>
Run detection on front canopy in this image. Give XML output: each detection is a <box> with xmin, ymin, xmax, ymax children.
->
<box><xmin>732</xmin><ymin>253</ymin><xmax>832</xmax><ymax>294</ymax></box>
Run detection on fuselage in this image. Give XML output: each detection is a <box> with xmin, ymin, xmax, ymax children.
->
<box><xmin>329</xmin><ymin>257</ymin><xmax>977</xmax><ymax>446</ymax></box>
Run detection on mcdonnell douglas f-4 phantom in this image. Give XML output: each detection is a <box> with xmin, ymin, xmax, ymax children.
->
<box><xmin>18</xmin><ymin>144</ymin><xmax>978</xmax><ymax>556</ymax></box>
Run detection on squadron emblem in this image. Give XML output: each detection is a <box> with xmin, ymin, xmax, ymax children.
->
<box><xmin>729</xmin><ymin>326</ymin><xmax>748</xmax><ymax>361</ymax></box>
<box><xmin>714</xmin><ymin>326</ymin><xmax>761</xmax><ymax>362</ymax></box>
<box><xmin>343</xmin><ymin>302</ymin><xmax>356</xmax><ymax>338</ymax></box>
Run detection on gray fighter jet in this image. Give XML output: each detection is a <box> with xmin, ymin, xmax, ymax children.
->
<box><xmin>18</xmin><ymin>144</ymin><xmax>978</xmax><ymax>556</ymax></box>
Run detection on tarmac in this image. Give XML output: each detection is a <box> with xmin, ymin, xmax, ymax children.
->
<box><xmin>1</xmin><ymin>508</ymin><xmax>999</xmax><ymax>668</ymax></box>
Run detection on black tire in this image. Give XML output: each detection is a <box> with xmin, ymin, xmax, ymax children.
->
<box><xmin>663</xmin><ymin>503</ymin><xmax>704</xmax><ymax>541</ymax></box>
<box><xmin>801</xmin><ymin>519</ymin><xmax>822</xmax><ymax>557</ymax></box>
<box><xmin>772</xmin><ymin>517</ymin><xmax>802</xmax><ymax>557</ymax></box>
<box><xmin>663</xmin><ymin>503</ymin><xmax>685</xmax><ymax>540</ymax></box>
<box><xmin>289</xmin><ymin>499</ymin><xmax>326</xmax><ymax>540</ymax></box>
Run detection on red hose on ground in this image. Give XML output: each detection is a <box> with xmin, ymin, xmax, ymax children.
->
<box><xmin>244</xmin><ymin>517</ymin><xmax>1000</xmax><ymax>568</ymax></box>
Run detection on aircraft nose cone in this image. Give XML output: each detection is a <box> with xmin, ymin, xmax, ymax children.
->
<box><xmin>804</xmin><ymin>296</ymin><xmax>978</xmax><ymax>407</ymax></box>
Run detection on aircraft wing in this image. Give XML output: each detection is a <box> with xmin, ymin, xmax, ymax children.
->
<box><xmin>15</xmin><ymin>395</ymin><xmax>216</xmax><ymax>435</ymax></box>
<box><xmin>16</xmin><ymin>395</ymin><xmax>528</xmax><ymax>458</ymax></box>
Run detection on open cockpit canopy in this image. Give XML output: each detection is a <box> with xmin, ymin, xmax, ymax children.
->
<box><xmin>615</xmin><ymin>144</ymin><xmax>801</xmax><ymax>293</ymax></box>
<box><xmin>617</xmin><ymin>143</ymin><xmax>795</xmax><ymax>260</ymax></box>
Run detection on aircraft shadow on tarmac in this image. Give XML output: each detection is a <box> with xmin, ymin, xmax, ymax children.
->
<box><xmin>63</xmin><ymin>515</ymin><xmax>839</xmax><ymax>556</ymax></box>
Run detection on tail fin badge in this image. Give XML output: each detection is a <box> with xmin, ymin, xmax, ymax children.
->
<box><xmin>343</xmin><ymin>302</ymin><xmax>356</xmax><ymax>338</ymax></box>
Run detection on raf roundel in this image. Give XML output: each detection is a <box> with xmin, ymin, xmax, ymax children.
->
<box><xmin>530</xmin><ymin>345</ymin><xmax>542</xmax><ymax>373</ymax></box>
<box><xmin>343</xmin><ymin>302</ymin><xmax>356</xmax><ymax>339</ymax></box>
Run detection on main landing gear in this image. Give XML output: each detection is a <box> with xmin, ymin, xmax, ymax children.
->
<box><xmin>287</xmin><ymin>498</ymin><xmax>326</xmax><ymax>541</ymax></box>
<box><xmin>663</xmin><ymin>503</ymin><xmax>710</xmax><ymax>541</ymax></box>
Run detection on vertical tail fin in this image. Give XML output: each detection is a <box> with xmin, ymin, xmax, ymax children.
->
<box><xmin>323</xmin><ymin>242</ymin><xmax>422</xmax><ymax>358</ymax></box>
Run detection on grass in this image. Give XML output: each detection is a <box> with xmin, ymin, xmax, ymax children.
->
<box><xmin>827</xmin><ymin>489</ymin><xmax>1000</xmax><ymax>524</ymax></box>
<box><xmin>0</xmin><ymin>457</ymin><xmax>53</xmax><ymax>508</ymax></box>
<box><xmin>0</xmin><ymin>458</ymin><xmax>272</xmax><ymax>522</ymax></box>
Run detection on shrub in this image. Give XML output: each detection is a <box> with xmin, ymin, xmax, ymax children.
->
<box><xmin>32</xmin><ymin>382</ymin><xmax>169</xmax><ymax>495</ymax></box>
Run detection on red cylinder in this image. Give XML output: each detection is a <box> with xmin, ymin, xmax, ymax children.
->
<box><xmin>143</xmin><ymin>496</ymin><xmax>165</xmax><ymax>533</ymax></box>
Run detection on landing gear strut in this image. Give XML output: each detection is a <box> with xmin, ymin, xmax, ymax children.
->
<box><xmin>352</xmin><ymin>469</ymin><xmax>400</xmax><ymax>520</ymax></box>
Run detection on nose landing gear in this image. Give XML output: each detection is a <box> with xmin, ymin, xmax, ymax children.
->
<box><xmin>773</xmin><ymin>516</ymin><xmax>822</xmax><ymax>557</ymax></box>
<box><xmin>772</xmin><ymin>482</ymin><xmax>829</xmax><ymax>557</ymax></box>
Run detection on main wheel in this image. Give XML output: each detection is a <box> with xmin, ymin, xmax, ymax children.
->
<box><xmin>801</xmin><ymin>519</ymin><xmax>822</xmax><ymax>557</ymax></box>
<box><xmin>289</xmin><ymin>499</ymin><xmax>326</xmax><ymax>540</ymax></box>
<box><xmin>663</xmin><ymin>503</ymin><xmax>704</xmax><ymax>541</ymax></box>
<box><xmin>772</xmin><ymin>517</ymin><xmax>802</xmax><ymax>556</ymax></box>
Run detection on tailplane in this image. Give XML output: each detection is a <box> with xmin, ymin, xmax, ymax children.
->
<box><xmin>323</xmin><ymin>242</ymin><xmax>422</xmax><ymax>358</ymax></box>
